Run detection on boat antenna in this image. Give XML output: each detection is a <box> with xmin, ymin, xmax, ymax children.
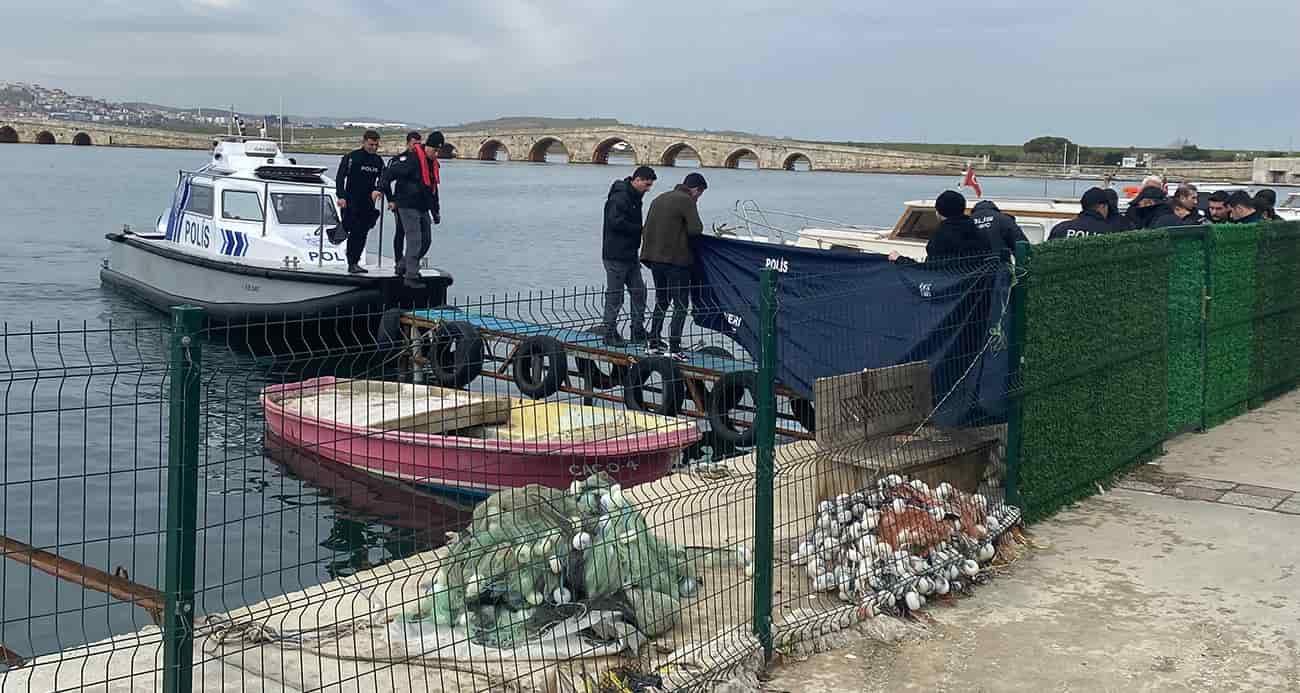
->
<box><xmin>279</xmin><ymin>94</ymin><xmax>284</xmax><ymax>146</ymax></box>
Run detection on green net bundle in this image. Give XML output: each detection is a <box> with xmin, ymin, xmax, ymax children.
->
<box><xmin>399</xmin><ymin>473</ymin><xmax>699</xmax><ymax>647</ymax></box>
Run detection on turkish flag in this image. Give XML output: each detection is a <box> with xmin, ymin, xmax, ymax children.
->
<box><xmin>961</xmin><ymin>166</ymin><xmax>982</xmax><ymax>198</ymax></box>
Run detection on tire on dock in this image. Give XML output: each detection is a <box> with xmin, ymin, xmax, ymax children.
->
<box><xmin>707</xmin><ymin>370</ymin><xmax>757</xmax><ymax>447</ymax></box>
<box><xmin>623</xmin><ymin>357</ymin><xmax>686</xmax><ymax>417</ymax></box>
<box><xmin>423</xmin><ymin>320</ymin><xmax>485</xmax><ymax>388</ymax></box>
<box><xmin>576</xmin><ymin>357</ymin><xmax>623</xmax><ymax>390</ymax></box>
<box><xmin>791</xmin><ymin>397</ymin><xmax>816</xmax><ymax>432</ymax></box>
<box><xmin>512</xmin><ymin>335</ymin><xmax>569</xmax><ymax>398</ymax></box>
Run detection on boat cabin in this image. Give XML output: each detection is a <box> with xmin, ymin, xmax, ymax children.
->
<box><xmin>155</xmin><ymin>139</ymin><xmax>356</xmax><ymax>270</ymax></box>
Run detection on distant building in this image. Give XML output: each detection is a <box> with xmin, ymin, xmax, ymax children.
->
<box><xmin>342</xmin><ymin>121</ymin><xmax>407</xmax><ymax>129</ymax></box>
<box><xmin>1252</xmin><ymin>158</ymin><xmax>1300</xmax><ymax>185</ymax></box>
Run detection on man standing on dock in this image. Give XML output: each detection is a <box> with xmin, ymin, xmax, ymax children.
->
<box><xmin>334</xmin><ymin>130</ymin><xmax>385</xmax><ymax>274</ymax></box>
<box><xmin>600</xmin><ymin>165</ymin><xmax>656</xmax><ymax>347</ymax></box>
<box><xmin>641</xmin><ymin>172</ymin><xmax>707</xmax><ymax>359</ymax></box>
<box><xmin>380</xmin><ymin>131</ymin><xmax>437</xmax><ymax>288</ymax></box>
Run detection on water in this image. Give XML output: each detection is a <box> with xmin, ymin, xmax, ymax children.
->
<box><xmin>0</xmin><ymin>143</ymin><xmax>1110</xmax><ymax>658</ymax></box>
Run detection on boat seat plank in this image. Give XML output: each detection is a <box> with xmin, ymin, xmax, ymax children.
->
<box><xmin>274</xmin><ymin>379</ymin><xmax>511</xmax><ymax>434</ymax></box>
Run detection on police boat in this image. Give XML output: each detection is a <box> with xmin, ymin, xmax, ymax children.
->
<box><xmin>100</xmin><ymin>138</ymin><xmax>452</xmax><ymax>325</ymax></box>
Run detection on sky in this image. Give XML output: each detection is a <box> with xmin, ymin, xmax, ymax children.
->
<box><xmin>2</xmin><ymin>0</ymin><xmax>1298</xmax><ymax>150</ymax></box>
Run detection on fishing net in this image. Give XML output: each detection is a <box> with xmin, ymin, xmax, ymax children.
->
<box><xmin>789</xmin><ymin>473</ymin><xmax>1022</xmax><ymax>613</ymax></box>
<box><xmin>393</xmin><ymin>472</ymin><xmax>711</xmax><ymax>649</ymax></box>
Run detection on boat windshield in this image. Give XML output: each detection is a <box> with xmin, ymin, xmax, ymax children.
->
<box><xmin>270</xmin><ymin>192</ymin><xmax>340</xmax><ymax>225</ymax></box>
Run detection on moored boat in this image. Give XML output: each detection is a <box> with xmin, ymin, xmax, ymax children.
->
<box><xmin>100</xmin><ymin>138</ymin><xmax>453</xmax><ymax>324</ymax></box>
<box><xmin>260</xmin><ymin>377</ymin><xmax>702</xmax><ymax>496</ymax></box>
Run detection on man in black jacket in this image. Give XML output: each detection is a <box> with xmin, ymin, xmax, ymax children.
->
<box><xmin>890</xmin><ymin>190</ymin><xmax>992</xmax><ymax>264</ymax></box>
<box><xmin>379</xmin><ymin>132</ymin><xmax>437</xmax><ymax>288</ymax></box>
<box><xmin>1152</xmin><ymin>184</ymin><xmax>1206</xmax><ymax>228</ymax></box>
<box><xmin>1104</xmin><ymin>188</ymin><xmax>1135</xmax><ymax>231</ymax></box>
<box><xmin>1229</xmin><ymin>190</ymin><xmax>1264</xmax><ymax>223</ymax></box>
<box><xmin>1205</xmin><ymin>190</ymin><xmax>1232</xmax><ymax>223</ymax></box>
<box><xmin>600</xmin><ymin>166</ymin><xmax>656</xmax><ymax>346</ymax></box>
<box><xmin>1128</xmin><ymin>186</ymin><xmax>1174</xmax><ymax>229</ymax></box>
<box><xmin>971</xmin><ymin>200</ymin><xmax>1027</xmax><ymax>255</ymax></box>
<box><xmin>1049</xmin><ymin>188</ymin><xmax>1113</xmax><ymax>239</ymax></box>
<box><xmin>334</xmin><ymin>130</ymin><xmax>385</xmax><ymax>274</ymax></box>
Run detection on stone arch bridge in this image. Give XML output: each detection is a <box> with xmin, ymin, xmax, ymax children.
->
<box><xmin>431</xmin><ymin>126</ymin><xmax>968</xmax><ymax>173</ymax></box>
<box><xmin>0</xmin><ymin>119</ymin><xmax>217</xmax><ymax>148</ymax></box>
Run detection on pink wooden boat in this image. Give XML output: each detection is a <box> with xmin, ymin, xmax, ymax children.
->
<box><xmin>261</xmin><ymin>377</ymin><xmax>701</xmax><ymax>496</ymax></box>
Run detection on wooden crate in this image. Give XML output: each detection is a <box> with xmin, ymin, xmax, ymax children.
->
<box><xmin>812</xmin><ymin>362</ymin><xmax>999</xmax><ymax>494</ymax></box>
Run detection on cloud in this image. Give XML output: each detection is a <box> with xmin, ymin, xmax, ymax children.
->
<box><xmin>1</xmin><ymin>0</ymin><xmax>1297</xmax><ymax>148</ymax></box>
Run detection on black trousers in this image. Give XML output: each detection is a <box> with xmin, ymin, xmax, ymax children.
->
<box><xmin>645</xmin><ymin>261</ymin><xmax>692</xmax><ymax>349</ymax></box>
<box><xmin>340</xmin><ymin>201</ymin><xmax>379</xmax><ymax>265</ymax></box>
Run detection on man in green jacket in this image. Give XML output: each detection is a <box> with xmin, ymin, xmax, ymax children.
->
<box><xmin>640</xmin><ymin>172</ymin><xmax>707</xmax><ymax>357</ymax></box>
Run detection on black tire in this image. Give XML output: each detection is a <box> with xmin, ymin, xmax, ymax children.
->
<box><xmin>575</xmin><ymin>326</ymin><xmax>622</xmax><ymax>390</ymax></box>
<box><xmin>512</xmin><ymin>335</ymin><xmax>569</xmax><ymax>399</ymax></box>
<box><xmin>424</xmin><ymin>321</ymin><xmax>484</xmax><ymax>388</ymax></box>
<box><xmin>377</xmin><ymin>307</ymin><xmax>404</xmax><ymax>347</ymax></box>
<box><xmin>708</xmin><ymin>370</ymin><xmax>757</xmax><ymax>448</ymax></box>
<box><xmin>623</xmin><ymin>357</ymin><xmax>686</xmax><ymax>417</ymax></box>
<box><xmin>576</xmin><ymin>357</ymin><xmax>624</xmax><ymax>390</ymax></box>
<box><xmin>791</xmin><ymin>397</ymin><xmax>816</xmax><ymax>432</ymax></box>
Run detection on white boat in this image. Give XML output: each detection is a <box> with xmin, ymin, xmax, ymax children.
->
<box><xmin>720</xmin><ymin>198</ymin><xmax>1082</xmax><ymax>260</ymax></box>
<box><xmin>100</xmin><ymin>138</ymin><xmax>453</xmax><ymax>323</ymax></box>
<box><xmin>1278</xmin><ymin>192</ymin><xmax>1300</xmax><ymax>221</ymax></box>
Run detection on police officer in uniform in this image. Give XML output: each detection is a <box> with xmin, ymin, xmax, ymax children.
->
<box><xmin>971</xmin><ymin>199</ymin><xmax>1027</xmax><ymax>255</ymax></box>
<box><xmin>1049</xmin><ymin>188</ymin><xmax>1113</xmax><ymax>240</ymax></box>
<box><xmin>334</xmin><ymin>130</ymin><xmax>385</xmax><ymax>273</ymax></box>
<box><xmin>380</xmin><ymin>132</ymin><xmax>438</xmax><ymax>288</ymax></box>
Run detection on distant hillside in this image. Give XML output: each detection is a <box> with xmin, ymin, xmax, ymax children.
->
<box><xmin>446</xmin><ymin>116</ymin><xmax>621</xmax><ymax>130</ymax></box>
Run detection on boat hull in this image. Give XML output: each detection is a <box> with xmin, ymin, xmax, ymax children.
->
<box><xmin>101</xmin><ymin>232</ymin><xmax>451</xmax><ymax>323</ymax></box>
<box><xmin>261</xmin><ymin>377</ymin><xmax>701</xmax><ymax>496</ymax></box>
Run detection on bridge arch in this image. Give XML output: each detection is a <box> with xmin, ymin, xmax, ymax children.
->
<box><xmin>528</xmin><ymin>137</ymin><xmax>570</xmax><ymax>163</ymax></box>
<box><xmin>660</xmin><ymin>142</ymin><xmax>702</xmax><ymax>167</ymax></box>
<box><xmin>592</xmin><ymin>136</ymin><xmax>637</xmax><ymax>165</ymax></box>
<box><xmin>72</xmin><ymin>132</ymin><xmax>93</xmax><ymax>146</ymax></box>
<box><xmin>477</xmin><ymin>139</ymin><xmax>510</xmax><ymax>161</ymax></box>
<box><xmin>724</xmin><ymin>147</ymin><xmax>760</xmax><ymax>169</ymax></box>
<box><xmin>0</xmin><ymin>126</ymin><xmax>17</xmax><ymax>144</ymax></box>
<box><xmin>782</xmin><ymin>152</ymin><xmax>812</xmax><ymax>171</ymax></box>
<box><xmin>35</xmin><ymin>130</ymin><xmax>56</xmax><ymax>145</ymax></box>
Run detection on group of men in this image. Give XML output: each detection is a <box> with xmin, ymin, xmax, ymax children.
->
<box><xmin>600</xmin><ymin>166</ymin><xmax>709</xmax><ymax>358</ymax></box>
<box><xmin>1049</xmin><ymin>177</ymin><xmax>1281</xmax><ymax>240</ymax></box>
<box><xmin>884</xmin><ymin>175</ymin><xmax>1287</xmax><ymax>267</ymax></box>
<box><xmin>333</xmin><ymin>130</ymin><xmax>444</xmax><ymax>288</ymax></box>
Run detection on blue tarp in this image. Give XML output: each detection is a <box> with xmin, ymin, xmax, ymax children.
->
<box><xmin>690</xmin><ymin>236</ymin><xmax>1011</xmax><ymax>427</ymax></box>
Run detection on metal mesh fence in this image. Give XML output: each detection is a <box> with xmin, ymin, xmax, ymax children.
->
<box><xmin>3</xmin><ymin>222</ymin><xmax>1299</xmax><ymax>691</ymax></box>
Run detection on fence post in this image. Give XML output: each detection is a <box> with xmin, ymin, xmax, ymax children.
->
<box><xmin>163</xmin><ymin>305</ymin><xmax>204</xmax><ymax>693</ymax></box>
<box><xmin>1004</xmin><ymin>243</ymin><xmax>1029</xmax><ymax>509</ymax></box>
<box><xmin>752</xmin><ymin>268</ymin><xmax>778</xmax><ymax>660</ymax></box>
<box><xmin>1199</xmin><ymin>229</ymin><xmax>1213</xmax><ymax>431</ymax></box>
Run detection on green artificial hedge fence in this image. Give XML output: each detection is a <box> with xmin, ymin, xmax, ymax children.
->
<box><xmin>1014</xmin><ymin>231</ymin><xmax>1171</xmax><ymax>522</ymax></box>
<box><xmin>1010</xmin><ymin>220</ymin><xmax>1300</xmax><ymax>523</ymax></box>
<box><xmin>1166</xmin><ymin>228</ymin><xmax>1206</xmax><ymax>434</ymax></box>
<box><xmin>1203</xmin><ymin>227</ymin><xmax>1257</xmax><ymax>427</ymax></box>
<box><xmin>1249</xmin><ymin>222</ymin><xmax>1300</xmax><ymax>405</ymax></box>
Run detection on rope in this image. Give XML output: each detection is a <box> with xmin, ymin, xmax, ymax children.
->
<box><xmin>908</xmin><ymin>260</ymin><xmax>1020</xmax><ymax>437</ymax></box>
